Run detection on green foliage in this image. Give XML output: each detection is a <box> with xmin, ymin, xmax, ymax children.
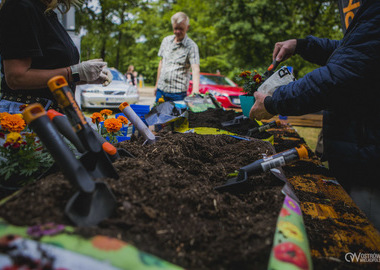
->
<box><xmin>0</xmin><ymin>133</ymin><xmax>54</xmax><ymax>183</ymax></box>
<box><xmin>75</xmin><ymin>0</ymin><xmax>344</xmax><ymax>83</ymax></box>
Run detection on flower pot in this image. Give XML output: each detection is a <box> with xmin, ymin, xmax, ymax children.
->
<box><xmin>239</xmin><ymin>95</ymin><xmax>255</xmax><ymax>117</ymax></box>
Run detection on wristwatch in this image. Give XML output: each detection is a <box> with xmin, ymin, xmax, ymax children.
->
<box><xmin>72</xmin><ymin>72</ymin><xmax>80</xmax><ymax>83</ymax></box>
<box><xmin>70</xmin><ymin>65</ymin><xmax>80</xmax><ymax>82</ymax></box>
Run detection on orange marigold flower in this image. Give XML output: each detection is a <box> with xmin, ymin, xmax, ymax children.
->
<box><xmin>92</xmin><ymin>235</ymin><xmax>127</xmax><ymax>251</ymax></box>
<box><xmin>0</xmin><ymin>114</ymin><xmax>26</xmax><ymax>132</ymax></box>
<box><xmin>239</xmin><ymin>70</ymin><xmax>251</xmax><ymax>78</ymax></box>
<box><xmin>117</xmin><ymin>115</ymin><xmax>129</xmax><ymax>125</ymax></box>
<box><xmin>0</xmin><ymin>112</ymin><xmax>10</xmax><ymax>121</ymax></box>
<box><xmin>104</xmin><ymin>118</ymin><xmax>122</xmax><ymax>133</ymax></box>
<box><xmin>100</xmin><ymin>109</ymin><xmax>113</xmax><ymax>116</ymax></box>
<box><xmin>90</xmin><ymin>112</ymin><xmax>104</xmax><ymax>124</ymax></box>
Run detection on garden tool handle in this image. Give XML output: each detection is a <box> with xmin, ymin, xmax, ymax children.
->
<box><xmin>93</xmin><ymin>131</ymin><xmax>120</xmax><ymax>162</ymax></box>
<box><xmin>23</xmin><ymin>104</ymin><xmax>95</xmax><ymax>193</ymax></box>
<box><xmin>264</xmin><ymin>60</ymin><xmax>280</xmax><ymax>78</ymax></box>
<box><xmin>47</xmin><ymin>109</ymin><xmax>86</xmax><ymax>153</ymax></box>
<box><xmin>119</xmin><ymin>102</ymin><xmax>156</xmax><ymax>143</ymax></box>
<box><xmin>247</xmin><ymin>120</ymin><xmax>281</xmax><ymax>135</ymax></box>
<box><xmin>267</xmin><ymin>59</ymin><xmax>279</xmax><ymax>73</ymax></box>
<box><xmin>47</xmin><ymin>76</ymin><xmax>101</xmax><ymax>153</ymax></box>
<box><xmin>238</xmin><ymin>145</ymin><xmax>308</xmax><ymax>179</ymax></box>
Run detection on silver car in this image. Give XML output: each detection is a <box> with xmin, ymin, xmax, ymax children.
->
<box><xmin>77</xmin><ymin>68</ymin><xmax>139</xmax><ymax>109</ymax></box>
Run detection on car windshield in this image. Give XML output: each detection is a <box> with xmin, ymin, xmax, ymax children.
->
<box><xmin>200</xmin><ymin>75</ymin><xmax>236</xmax><ymax>86</ymax></box>
<box><xmin>110</xmin><ymin>69</ymin><xmax>126</xmax><ymax>82</ymax></box>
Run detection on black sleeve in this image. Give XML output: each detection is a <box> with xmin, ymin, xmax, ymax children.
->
<box><xmin>294</xmin><ymin>39</ymin><xmax>308</xmax><ymax>55</ymax></box>
<box><xmin>264</xmin><ymin>96</ymin><xmax>277</xmax><ymax>115</ymax></box>
<box><xmin>0</xmin><ymin>0</ymin><xmax>43</xmax><ymax>59</ymax></box>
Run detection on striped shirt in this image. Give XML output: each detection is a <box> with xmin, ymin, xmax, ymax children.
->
<box><xmin>157</xmin><ymin>34</ymin><xmax>200</xmax><ymax>93</ymax></box>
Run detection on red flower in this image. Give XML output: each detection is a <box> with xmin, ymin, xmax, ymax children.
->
<box><xmin>11</xmin><ymin>143</ymin><xmax>21</xmax><ymax>149</ymax></box>
<box><xmin>253</xmin><ymin>74</ymin><xmax>262</xmax><ymax>84</ymax></box>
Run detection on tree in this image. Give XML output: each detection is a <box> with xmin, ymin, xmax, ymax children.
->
<box><xmin>74</xmin><ymin>0</ymin><xmax>343</xmax><ymax>84</ymax></box>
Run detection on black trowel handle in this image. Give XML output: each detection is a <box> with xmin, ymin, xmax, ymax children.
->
<box><xmin>47</xmin><ymin>109</ymin><xmax>86</xmax><ymax>153</ymax></box>
<box><xmin>23</xmin><ymin>104</ymin><xmax>95</xmax><ymax>193</ymax></box>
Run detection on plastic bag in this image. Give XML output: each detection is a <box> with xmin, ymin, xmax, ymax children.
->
<box><xmin>258</xmin><ymin>66</ymin><xmax>296</xmax><ymax>96</ymax></box>
<box><xmin>145</xmin><ymin>101</ymin><xmax>188</xmax><ymax>126</ymax></box>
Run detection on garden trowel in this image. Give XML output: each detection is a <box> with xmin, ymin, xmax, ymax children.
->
<box><xmin>47</xmin><ymin>76</ymin><xmax>118</xmax><ymax>180</ymax></box>
<box><xmin>119</xmin><ymin>102</ymin><xmax>158</xmax><ymax>145</ymax></box>
<box><xmin>214</xmin><ymin>145</ymin><xmax>308</xmax><ymax>198</ymax></box>
<box><xmin>47</xmin><ymin>109</ymin><xmax>135</xmax><ymax>161</ymax></box>
<box><xmin>23</xmin><ymin>104</ymin><xmax>117</xmax><ymax>227</ymax></box>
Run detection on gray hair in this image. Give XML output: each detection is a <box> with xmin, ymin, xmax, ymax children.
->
<box><xmin>171</xmin><ymin>12</ymin><xmax>190</xmax><ymax>26</ymax></box>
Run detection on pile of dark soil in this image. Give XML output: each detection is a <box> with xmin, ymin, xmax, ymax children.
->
<box><xmin>0</xmin><ymin>131</ymin><xmax>286</xmax><ymax>270</ymax></box>
<box><xmin>2</xmin><ymin>109</ymin><xmax>375</xmax><ymax>269</ymax></box>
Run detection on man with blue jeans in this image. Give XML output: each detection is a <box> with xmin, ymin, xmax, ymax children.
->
<box><xmin>155</xmin><ymin>12</ymin><xmax>200</xmax><ymax>102</ymax></box>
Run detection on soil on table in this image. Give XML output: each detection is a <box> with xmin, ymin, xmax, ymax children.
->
<box><xmin>0</xmin><ymin>131</ymin><xmax>285</xmax><ymax>270</ymax></box>
<box><xmin>1</xmin><ymin>109</ymin><xmax>377</xmax><ymax>270</ymax></box>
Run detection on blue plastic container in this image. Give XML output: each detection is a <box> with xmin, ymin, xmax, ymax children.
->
<box><xmin>105</xmin><ymin>136</ymin><xmax>131</xmax><ymax>142</ymax></box>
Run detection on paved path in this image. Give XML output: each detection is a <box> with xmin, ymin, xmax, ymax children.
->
<box><xmin>136</xmin><ymin>86</ymin><xmax>155</xmax><ymax>107</ymax></box>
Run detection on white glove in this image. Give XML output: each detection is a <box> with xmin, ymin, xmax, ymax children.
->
<box><xmin>100</xmin><ymin>68</ymin><xmax>113</xmax><ymax>86</ymax></box>
<box><xmin>71</xmin><ymin>59</ymin><xmax>107</xmax><ymax>82</ymax></box>
<box><xmin>258</xmin><ymin>66</ymin><xmax>296</xmax><ymax>96</ymax></box>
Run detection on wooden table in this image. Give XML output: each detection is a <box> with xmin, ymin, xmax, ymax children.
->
<box><xmin>270</xmin><ymin>124</ymin><xmax>380</xmax><ymax>268</ymax></box>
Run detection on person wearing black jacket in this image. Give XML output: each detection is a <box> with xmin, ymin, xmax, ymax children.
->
<box><xmin>0</xmin><ymin>0</ymin><xmax>112</xmax><ymax>113</ymax></box>
<box><xmin>250</xmin><ymin>0</ymin><xmax>380</xmax><ymax>230</ymax></box>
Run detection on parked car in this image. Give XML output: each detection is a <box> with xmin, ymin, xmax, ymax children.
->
<box><xmin>77</xmin><ymin>68</ymin><xmax>139</xmax><ymax>109</ymax></box>
<box><xmin>187</xmin><ymin>73</ymin><xmax>244</xmax><ymax>108</ymax></box>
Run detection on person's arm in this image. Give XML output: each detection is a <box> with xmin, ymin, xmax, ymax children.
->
<box><xmin>191</xmin><ymin>64</ymin><xmax>200</xmax><ymax>94</ymax></box>
<box><xmin>3</xmin><ymin>58</ymin><xmax>70</xmax><ymax>89</ymax></box>
<box><xmin>3</xmin><ymin>57</ymin><xmax>111</xmax><ymax>90</ymax></box>
<box><xmin>155</xmin><ymin>59</ymin><xmax>162</xmax><ymax>95</ymax></box>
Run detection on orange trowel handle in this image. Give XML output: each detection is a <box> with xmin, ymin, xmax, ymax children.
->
<box><xmin>47</xmin><ymin>76</ymin><xmax>101</xmax><ymax>153</ymax></box>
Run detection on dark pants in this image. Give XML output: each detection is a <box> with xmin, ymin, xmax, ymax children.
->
<box><xmin>155</xmin><ymin>89</ymin><xmax>187</xmax><ymax>102</ymax></box>
<box><xmin>329</xmin><ymin>160</ymin><xmax>380</xmax><ymax>231</ymax></box>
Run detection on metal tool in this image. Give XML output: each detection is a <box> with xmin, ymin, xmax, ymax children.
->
<box><xmin>246</xmin><ymin>120</ymin><xmax>281</xmax><ymax>137</ymax></box>
<box><xmin>263</xmin><ymin>59</ymin><xmax>280</xmax><ymax>78</ymax></box>
<box><xmin>47</xmin><ymin>76</ymin><xmax>118</xmax><ymax>180</ymax></box>
<box><xmin>23</xmin><ymin>104</ymin><xmax>117</xmax><ymax>227</ymax></box>
<box><xmin>94</xmin><ymin>131</ymin><xmax>135</xmax><ymax>161</ymax></box>
<box><xmin>119</xmin><ymin>102</ymin><xmax>158</xmax><ymax>145</ymax></box>
<box><xmin>214</xmin><ymin>145</ymin><xmax>308</xmax><ymax>193</ymax></box>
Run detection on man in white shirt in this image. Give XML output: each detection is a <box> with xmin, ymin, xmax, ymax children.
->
<box><xmin>155</xmin><ymin>12</ymin><xmax>200</xmax><ymax>102</ymax></box>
